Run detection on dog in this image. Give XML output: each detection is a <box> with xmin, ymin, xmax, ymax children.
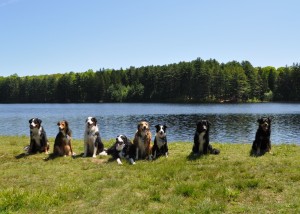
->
<box><xmin>83</xmin><ymin>117</ymin><xmax>104</xmax><ymax>157</ymax></box>
<box><xmin>106</xmin><ymin>135</ymin><xmax>136</xmax><ymax>164</ymax></box>
<box><xmin>133</xmin><ymin>121</ymin><xmax>152</xmax><ymax>160</ymax></box>
<box><xmin>192</xmin><ymin>120</ymin><xmax>220</xmax><ymax>155</ymax></box>
<box><xmin>53</xmin><ymin>120</ymin><xmax>74</xmax><ymax>156</ymax></box>
<box><xmin>26</xmin><ymin>118</ymin><xmax>49</xmax><ymax>154</ymax></box>
<box><xmin>152</xmin><ymin>124</ymin><xmax>168</xmax><ymax>159</ymax></box>
<box><xmin>251</xmin><ymin>117</ymin><xmax>272</xmax><ymax>156</ymax></box>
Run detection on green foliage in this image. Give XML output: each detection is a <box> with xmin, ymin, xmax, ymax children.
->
<box><xmin>1</xmin><ymin>59</ymin><xmax>300</xmax><ymax>103</ymax></box>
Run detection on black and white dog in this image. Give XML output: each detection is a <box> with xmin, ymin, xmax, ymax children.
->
<box><xmin>251</xmin><ymin>117</ymin><xmax>272</xmax><ymax>156</ymax></box>
<box><xmin>106</xmin><ymin>135</ymin><xmax>136</xmax><ymax>165</ymax></box>
<box><xmin>26</xmin><ymin>118</ymin><xmax>49</xmax><ymax>154</ymax></box>
<box><xmin>152</xmin><ymin>124</ymin><xmax>168</xmax><ymax>159</ymax></box>
<box><xmin>192</xmin><ymin>120</ymin><xmax>219</xmax><ymax>155</ymax></box>
<box><xmin>83</xmin><ymin>117</ymin><xmax>104</xmax><ymax>158</ymax></box>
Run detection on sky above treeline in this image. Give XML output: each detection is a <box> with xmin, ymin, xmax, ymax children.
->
<box><xmin>1</xmin><ymin>0</ymin><xmax>299</xmax><ymax>77</ymax></box>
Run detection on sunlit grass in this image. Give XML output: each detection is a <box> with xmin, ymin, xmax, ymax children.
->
<box><xmin>0</xmin><ymin>136</ymin><xmax>300</xmax><ymax>213</ymax></box>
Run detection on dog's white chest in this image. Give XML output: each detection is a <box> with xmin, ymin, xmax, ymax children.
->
<box><xmin>156</xmin><ymin>137</ymin><xmax>166</xmax><ymax>148</ymax></box>
<box><xmin>198</xmin><ymin>132</ymin><xmax>206</xmax><ymax>152</ymax></box>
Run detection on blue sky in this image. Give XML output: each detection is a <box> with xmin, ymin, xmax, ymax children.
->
<box><xmin>1</xmin><ymin>0</ymin><xmax>299</xmax><ymax>77</ymax></box>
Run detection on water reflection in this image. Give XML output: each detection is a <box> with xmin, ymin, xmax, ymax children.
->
<box><xmin>0</xmin><ymin>104</ymin><xmax>299</xmax><ymax>144</ymax></box>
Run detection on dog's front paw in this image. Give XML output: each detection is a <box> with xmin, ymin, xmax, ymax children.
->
<box><xmin>117</xmin><ymin>158</ymin><xmax>123</xmax><ymax>165</ymax></box>
<box><xmin>99</xmin><ymin>151</ymin><xmax>108</xmax><ymax>156</ymax></box>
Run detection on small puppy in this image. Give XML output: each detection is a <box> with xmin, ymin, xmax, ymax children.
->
<box><xmin>133</xmin><ymin>121</ymin><xmax>152</xmax><ymax>160</ymax></box>
<box><xmin>26</xmin><ymin>118</ymin><xmax>49</xmax><ymax>154</ymax></box>
<box><xmin>251</xmin><ymin>117</ymin><xmax>272</xmax><ymax>156</ymax></box>
<box><xmin>83</xmin><ymin>117</ymin><xmax>104</xmax><ymax>158</ymax></box>
<box><xmin>106</xmin><ymin>135</ymin><xmax>136</xmax><ymax>165</ymax></box>
<box><xmin>192</xmin><ymin>120</ymin><xmax>219</xmax><ymax>155</ymax></box>
<box><xmin>152</xmin><ymin>124</ymin><xmax>168</xmax><ymax>159</ymax></box>
<box><xmin>53</xmin><ymin>120</ymin><xmax>74</xmax><ymax>156</ymax></box>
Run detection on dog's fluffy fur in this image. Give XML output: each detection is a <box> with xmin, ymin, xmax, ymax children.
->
<box><xmin>251</xmin><ymin>117</ymin><xmax>272</xmax><ymax>156</ymax></box>
<box><xmin>106</xmin><ymin>135</ymin><xmax>136</xmax><ymax>164</ymax></box>
<box><xmin>133</xmin><ymin>121</ymin><xmax>152</xmax><ymax>160</ymax></box>
<box><xmin>192</xmin><ymin>120</ymin><xmax>219</xmax><ymax>155</ymax></box>
<box><xmin>53</xmin><ymin>120</ymin><xmax>74</xmax><ymax>156</ymax></box>
<box><xmin>26</xmin><ymin>118</ymin><xmax>49</xmax><ymax>154</ymax></box>
<box><xmin>152</xmin><ymin>124</ymin><xmax>168</xmax><ymax>159</ymax></box>
<box><xmin>83</xmin><ymin>117</ymin><xmax>104</xmax><ymax>157</ymax></box>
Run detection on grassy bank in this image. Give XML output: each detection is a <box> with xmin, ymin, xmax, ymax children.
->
<box><xmin>0</xmin><ymin>136</ymin><xmax>300</xmax><ymax>213</ymax></box>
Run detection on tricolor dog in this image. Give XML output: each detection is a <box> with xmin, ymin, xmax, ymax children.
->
<box><xmin>26</xmin><ymin>118</ymin><xmax>49</xmax><ymax>154</ymax></box>
<box><xmin>83</xmin><ymin>117</ymin><xmax>104</xmax><ymax>157</ymax></box>
<box><xmin>106</xmin><ymin>135</ymin><xmax>136</xmax><ymax>164</ymax></box>
<box><xmin>192</xmin><ymin>120</ymin><xmax>219</xmax><ymax>155</ymax></box>
<box><xmin>251</xmin><ymin>117</ymin><xmax>272</xmax><ymax>156</ymax></box>
<box><xmin>152</xmin><ymin>124</ymin><xmax>168</xmax><ymax>159</ymax></box>
<box><xmin>53</xmin><ymin>120</ymin><xmax>74</xmax><ymax>156</ymax></box>
<box><xmin>133</xmin><ymin>121</ymin><xmax>152</xmax><ymax>160</ymax></box>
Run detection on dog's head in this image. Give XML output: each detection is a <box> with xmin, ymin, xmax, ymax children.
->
<box><xmin>115</xmin><ymin>135</ymin><xmax>129</xmax><ymax>151</ymax></box>
<box><xmin>86</xmin><ymin>117</ymin><xmax>97</xmax><ymax>128</ymax></box>
<box><xmin>155</xmin><ymin>124</ymin><xmax>167</xmax><ymax>138</ymax></box>
<box><xmin>257</xmin><ymin>117</ymin><xmax>271</xmax><ymax>132</ymax></box>
<box><xmin>196</xmin><ymin>120</ymin><xmax>211</xmax><ymax>134</ymax></box>
<box><xmin>137</xmin><ymin>121</ymin><xmax>150</xmax><ymax>136</ymax></box>
<box><xmin>57</xmin><ymin>120</ymin><xmax>69</xmax><ymax>132</ymax></box>
<box><xmin>29</xmin><ymin>118</ymin><xmax>42</xmax><ymax>129</ymax></box>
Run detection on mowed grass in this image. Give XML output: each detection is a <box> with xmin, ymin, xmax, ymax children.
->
<box><xmin>1</xmin><ymin>136</ymin><xmax>300</xmax><ymax>213</ymax></box>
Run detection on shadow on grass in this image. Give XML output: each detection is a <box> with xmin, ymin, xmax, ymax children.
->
<box><xmin>15</xmin><ymin>153</ymin><xmax>27</xmax><ymax>159</ymax></box>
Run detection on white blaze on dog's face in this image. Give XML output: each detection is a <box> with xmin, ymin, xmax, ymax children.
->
<box><xmin>86</xmin><ymin>117</ymin><xmax>97</xmax><ymax>127</ymax></box>
<box><xmin>29</xmin><ymin>118</ymin><xmax>41</xmax><ymax>129</ymax></box>
<box><xmin>155</xmin><ymin>124</ymin><xmax>167</xmax><ymax>138</ymax></box>
<box><xmin>138</xmin><ymin>121</ymin><xmax>149</xmax><ymax>137</ymax></box>
<box><xmin>196</xmin><ymin>120</ymin><xmax>210</xmax><ymax>134</ymax></box>
<box><xmin>116</xmin><ymin>135</ymin><xmax>126</xmax><ymax>151</ymax></box>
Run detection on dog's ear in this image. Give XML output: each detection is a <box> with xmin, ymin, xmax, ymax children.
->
<box><xmin>257</xmin><ymin>118</ymin><xmax>261</xmax><ymax>123</ymax></box>
<box><xmin>92</xmin><ymin>117</ymin><xmax>97</xmax><ymax>124</ymax></box>
<box><xmin>64</xmin><ymin>120</ymin><xmax>69</xmax><ymax>127</ymax></box>
<box><xmin>164</xmin><ymin>125</ymin><xmax>168</xmax><ymax>129</ymax></box>
<box><xmin>57</xmin><ymin>121</ymin><xmax>60</xmax><ymax>126</ymax></box>
<box><xmin>38</xmin><ymin>119</ymin><xmax>42</xmax><ymax>124</ymax></box>
<box><xmin>155</xmin><ymin>124</ymin><xmax>160</xmax><ymax>129</ymax></box>
<box><xmin>268</xmin><ymin>117</ymin><xmax>272</xmax><ymax>123</ymax></box>
<box><xmin>29</xmin><ymin>118</ymin><xmax>33</xmax><ymax>123</ymax></box>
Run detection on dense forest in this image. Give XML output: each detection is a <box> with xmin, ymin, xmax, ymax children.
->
<box><xmin>1</xmin><ymin>58</ymin><xmax>300</xmax><ymax>103</ymax></box>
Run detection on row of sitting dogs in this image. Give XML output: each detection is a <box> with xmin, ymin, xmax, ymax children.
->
<box><xmin>25</xmin><ymin>116</ymin><xmax>272</xmax><ymax>164</ymax></box>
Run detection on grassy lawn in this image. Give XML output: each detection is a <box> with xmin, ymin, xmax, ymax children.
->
<box><xmin>0</xmin><ymin>136</ymin><xmax>300</xmax><ymax>213</ymax></box>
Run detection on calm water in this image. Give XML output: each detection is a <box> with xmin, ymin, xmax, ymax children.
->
<box><xmin>0</xmin><ymin>103</ymin><xmax>299</xmax><ymax>144</ymax></box>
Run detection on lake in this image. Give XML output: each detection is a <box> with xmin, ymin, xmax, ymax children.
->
<box><xmin>0</xmin><ymin>103</ymin><xmax>299</xmax><ymax>144</ymax></box>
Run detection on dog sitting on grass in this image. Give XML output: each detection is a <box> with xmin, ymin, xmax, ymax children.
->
<box><xmin>192</xmin><ymin>120</ymin><xmax>220</xmax><ymax>156</ymax></box>
<box><xmin>251</xmin><ymin>117</ymin><xmax>272</xmax><ymax>156</ymax></box>
<box><xmin>53</xmin><ymin>120</ymin><xmax>75</xmax><ymax>157</ymax></box>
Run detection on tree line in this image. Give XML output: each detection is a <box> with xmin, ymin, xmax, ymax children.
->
<box><xmin>1</xmin><ymin>58</ymin><xmax>300</xmax><ymax>103</ymax></box>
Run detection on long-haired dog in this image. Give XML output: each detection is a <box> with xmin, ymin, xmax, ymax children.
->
<box><xmin>106</xmin><ymin>135</ymin><xmax>136</xmax><ymax>165</ymax></box>
<box><xmin>133</xmin><ymin>121</ymin><xmax>152</xmax><ymax>160</ymax></box>
<box><xmin>192</xmin><ymin>120</ymin><xmax>219</xmax><ymax>155</ymax></box>
<box><xmin>26</xmin><ymin>118</ymin><xmax>49</xmax><ymax>154</ymax></box>
<box><xmin>152</xmin><ymin>124</ymin><xmax>168</xmax><ymax>159</ymax></box>
<box><xmin>251</xmin><ymin>117</ymin><xmax>272</xmax><ymax>156</ymax></box>
<box><xmin>53</xmin><ymin>120</ymin><xmax>74</xmax><ymax>156</ymax></box>
<box><xmin>83</xmin><ymin>117</ymin><xmax>104</xmax><ymax>158</ymax></box>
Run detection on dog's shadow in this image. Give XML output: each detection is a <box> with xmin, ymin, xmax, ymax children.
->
<box><xmin>43</xmin><ymin>153</ymin><xmax>83</xmax><ymax>161</ymax></box>
<box><xmin>186</xmin><ymin>152</ymin><xmax>206</xmax><ymax>161</ymax></box>
<box><xmin>15</xmin><ymin>153</ymin><xmax>27</xmax><ymax>159</ymax></box>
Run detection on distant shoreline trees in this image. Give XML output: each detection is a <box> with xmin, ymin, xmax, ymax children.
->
<box><xmin>1</xmin><ymin>58</ymin><xmax>300</xmax><ymax>103</ymax></box>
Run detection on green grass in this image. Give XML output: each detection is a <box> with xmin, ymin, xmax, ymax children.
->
<box><xmin>1</xmin><ymin>136</ymin><xmax>300</xmax><ymax>213</ymax></box>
